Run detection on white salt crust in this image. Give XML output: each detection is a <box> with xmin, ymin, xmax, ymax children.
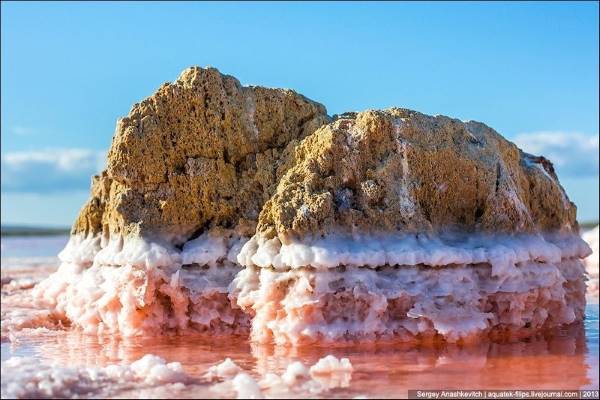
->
<box><xmin>58</xmin><ymin>229</ymin><xmax>248</xmax><ymax>269</ymax></box>
<box><xmin>233</xmin><ymin>231</ymin><xmax>590</xmax><ymax>344</ymax></box>
<box><xmin>309</xmin><ymin>355</ymin><xmax>353</xmax><ymax>375</ymax></box>
<box><xmin>208</xmin><ymin>355</ymin><xmax>353</xmax><ymax>398</ymax></box>
<box><xmin>232</xmin><ymin>258</ymin><xmax>588</xmax><ymax>345</ymax></box>
<box><xmin>33</xmin><ymin>230</ymin><xmax>250</xmax><ymax>336</ymax></box>
<box><xmin>34</xmin><ymin>228</ymin><xmax>591</xmax><ymax>340</ymax></box>
<box><xmin>583</xmin><ymin>226</ymin><xmax>599</xmax><ymax>298</ymax></box>
<box><xmin>204</xmin><ymin>358</ymin><xmax>242</xmax><ymax>381</ymax></box>
<box><xmin>238</xmin><ymin>231</ymin><xmax>591</xmax><ymax>274</ymax></box>
<box><xmin>1</xmin><ymin>352</ymin><xmax>353</xmax><ymax>399</ymax></box>
<box><xmin>0</xmin><ymin>354</ymin><xmax>189</xmax><ymax>399</ymax></box>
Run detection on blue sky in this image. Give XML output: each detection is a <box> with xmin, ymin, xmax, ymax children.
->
<box><xmin>1</xmin><ymin>1</ymin><xmax>598</xmax><ymax>226</ymax></box>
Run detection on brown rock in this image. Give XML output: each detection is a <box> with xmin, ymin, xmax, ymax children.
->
<box><xmin>45</xmin><ymin>69</ymin><xmax>587</xmax><ymax>342</ymax></box>
<box><xmin>73</xmin><ymin>68</ymin><xmax>577</xmax><ymax>245</ymax></box>
<box><xmin>72</xmin><ymin>66</ymin><xmax>330</xmax><ymax>242</ymax></box>
<box><xmin>257</xmin><ymin>108</ymin><xmax>577</xmax><ymax>240</ymax></box>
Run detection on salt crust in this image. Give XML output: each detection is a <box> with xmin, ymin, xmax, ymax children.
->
<box><xmin>204</xmin><ymin>358</ymin><xmax>242</xmax><ymax>381</ymax></box>
<box><xmin>33</xmin><ymin>229</ymin><xmax>590</xmax><ymax>338</ymax></box>
<box><xmin>0</xmin><ymin>352</ymin><xmax>353</xmax><ymax>399</ymax></box>
<box><xmin>583</xmin><ymin>226</ymin><xmax>599</xmax><ymax>298</ymax></box>
<box><xmin>238</xmin><ymin>231</ymin><xmax>591</xmax><ymax>274</ymax></box>
<box><xmin>209</xmin><ymin>355</ymin><xmax>353</xmax><ymax>399</ymax></box>
<box><xmin>56</xmin><ymin>229</ymin><xmax>248</xmax><ymax>269</ymax></box>
<box><xmin>232</xmin><ymin>230</ymin><xmax>590</xmax><ymax>344</ymax></box>
<box><xmin>232</xmin><ymin>259</ymin><xmax>587</xmax><ymax>345</ymax></box>
<box><xmin>309</xmin><ymin>355</ymin><xmax>353</xmax><ymax>374</ymax></box>
<box><xmin>56</xmin><ymin>230</ymin><xmax>591</xmax><ymax>273</ymax></box>
<box><xmin>0</xmin><ymin>354</ymin><xmax>188</xmax><ymax>399</ymax></box>
<box><xmin>33</xmin><ymin>230</ymin><xmax>250</xmax><ymax>336</ymax></box>
<box><xmin>33</xmin><ymin>261</ymin><xmax>248</xmax><ymax>336</ymax></box>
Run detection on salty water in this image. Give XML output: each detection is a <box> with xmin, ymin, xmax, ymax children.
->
<box><xmin>1</xmin><ymin>235</ymin><xmax>599</xmax><ymax>398</ymax></box>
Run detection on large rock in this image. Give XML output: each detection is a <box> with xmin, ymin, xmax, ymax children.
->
<box><xmin>34</xmin><ymin>67</ymin><xmax>330</xmax><ymax>336</ymax></box>
<box><xmin>233</xmin><ymin>109</ymin><xmax>591</xmax><ymax>345</ymax></box>
<box><xmin>256</xmin><ymin>109</ymin><xmax>577</xmax><ymax>241</ymax></box>
<box><xmin>33</xmin><ymin>67</ymin><xmax>591</xmax><ymax>344</ymax></box>
<box><xmin>73</xmin><ymin>66</ymin><xmax>329</xmax><ymax>242</ymax></box>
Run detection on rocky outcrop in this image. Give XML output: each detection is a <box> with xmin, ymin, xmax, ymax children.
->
<box><xmin>232</xmin><ymin>109</ymin><xmax>590</xmax><ymax>345</ymax></box>
<box><xmin>34</xmin><ymin>67</ymin><xmax>330</xmax><ymax>336</ymax></box>
<box><xmin>34</xmin><ymin>66</ymin><xmax>591</xmax><ymax>343</ymax></box>
<box><xmin>256</xmin><ymin>109</ymin><xmax>577</xmax><ymax>241</ymax></box>
<box><xmin>73</xmin><ymin>66</ymin><xmax>329</xmax><ymax>242</ymax></box>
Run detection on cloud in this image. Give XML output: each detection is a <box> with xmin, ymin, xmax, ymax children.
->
<box><xmin>514</xmin><ymin>131</ymin><xmax>599</xmax><ymax>177</ymax></box>
<box><xmin>12</xmin><ymin>125</ymin><xmax>36</xmax><ymax>136</ymax></box>
<box><xmin>1</xmin><ymin>148</ymin><xmax>107</xmax><ymax>193</ymax></box>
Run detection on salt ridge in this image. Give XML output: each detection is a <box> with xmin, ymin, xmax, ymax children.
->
<box><xmin>33</xmin><ymin>228</ymin><xmax>590</xmax><ymax>339</ymax></box>
<box><xmin>238</xmin><ymin>231</ymin><xmax>591</xmax><ymax>273</ymax></box>
<box><xmin>232</xmin><ymin>258</ymin><xmax>587</xmax><ymax>344</ymax></box>
<box><xmin>57</xmin><ymin>230</ymin><xmax>591</xmax><ymax>273</ymax></box>
<box><xmin>33</xmin><ymin>229</ymin><xmax>251</xmax><ymax>336</ymax></box>
<box><xmin>0</xmin><ymin>354</ymin><xmax>189</xmax><ymax>399</ymax></box>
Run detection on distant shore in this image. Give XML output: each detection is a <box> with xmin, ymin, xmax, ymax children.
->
<box><xmin>1</xmin><ymin>226</ymin><xmax>70</xmax><ymax>237</ymax></box>
<box><xmin>580</xmin><ymin>221</ymin><xmax>600</xmax><ymax>230</ymax></box>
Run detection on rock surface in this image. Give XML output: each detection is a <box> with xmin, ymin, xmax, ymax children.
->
<box><xmin>256</xmin><ymin>109</ymin><xmax>578</xmax><ymax>241</ymax></box>
<box><xmin>73</xmin><ymin>67</ymin><xmax>329</xmax><ymax>242</ymax></box>
<box><xmin>73</xmin><ymin>68</ymin><xmax>578</xmax><ymax>245</ymax></box>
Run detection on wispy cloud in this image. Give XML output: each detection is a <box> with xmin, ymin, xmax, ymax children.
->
<box><xmin>11</xmin><ymin>125</ymin><xmax>36</xmax><ymax>136</ymax></box>
<box><xmin>1</xmin><ymin>148</ymin><xmax>107</xmax><ymax>193</ymax></box>
<box><xmin>514</xmin><ymin>131</ymin><xmax>599</xmax><ymax>177</ymax></box>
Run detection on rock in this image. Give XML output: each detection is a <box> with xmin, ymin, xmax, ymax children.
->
<box><xmin>73</xmin><ymin>66</ymin><xmax>329</xmax><ymax>242</ymax></box>
<box><xmin>34</xmin><ymin>66</ymin><xmax>329</xmax><ymax>336</ymax></box>
<box><xmin>232</xmin><ymin>109</ymin><xmax>591</xmax><ymax>345</ymax></box>
<box><xmin>256</xmin><ymin>109</ymin><xmax>577</xmax><ymax>241</ymax></box>
<box><xmin>34</xmin><ymin>67</ymin><xmax>591</xmax><ymax>343</ymax></box>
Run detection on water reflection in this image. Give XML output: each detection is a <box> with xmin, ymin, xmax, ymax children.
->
<box><xmin>251</xmin><ymin>322</ymin><xmax>595</xmax><ymax>396</ymax></box>
<box><xmin>4</xmin><ymin>308</ymin><xmax>597</xmax><ymax>398</ymax></box>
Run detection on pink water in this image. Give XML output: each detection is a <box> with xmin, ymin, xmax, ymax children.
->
<box><xmin>1</xmin><ymin>236</ymin><xmax>599</xmax><ymax>398</ymax></box>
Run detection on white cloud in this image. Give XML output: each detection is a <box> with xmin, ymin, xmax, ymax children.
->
<box><xmin>514</xmin><ymin>131</ymin><xmax>599</xmax><ymax>177</ymax></box>
<box><xmin>12</xmin><ymin>125</ymin><xmax>36</xmax><ymax>136</ymax></box>
<box><xmin>1</xmin><ymin>148</ymin><xmax>107</xmax><ymax>193</ymax></box>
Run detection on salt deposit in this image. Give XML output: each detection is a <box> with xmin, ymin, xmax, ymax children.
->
<box><xmin>33</xmin><ymin>230</ymin><xmax>250</xmax><ymax>336</ymax></box>
<box><xmin>231</xmin><ymin>373</ymin><xmax>263</xmax><ymax>399</ymax></box>
<box><xmin>238</xmin><ymin>231</ymin><xmax>591</xmax><ymax>272</ymax></box>
<box><xmin>281</xmin><ymin>361</ymin><xmax>310</xmax><ymax>385</ymax></box>
<box><xmin>28</xmin><ymin>67</ymin><xmax>591</xmax><ymax>345</ymax></box>
<box><xmin>0</xmin><ymin>354</ymin><xmax>189</xmax><ymax>399</ymax></box>
<box><xmin>309</xmin><ymin>355</ymin><xmax>353</xmax><ymax>374</ymax></box>
<box><xmin>233</xmin><ymin>247</ymin><xmax>587</xmax><ymax>345</ymax></box>
<box><xmin>204</xmin><ymin>358</ymin><xmax>243</xmax><ymax>381</ymax></box>
<box><xmin>208</xmin><ymin>355</ymin><xmax>353</xmax><ymax>398</ymax></box>
<box><xmin>583</xmin><ymin>226</ymin><xmax>599</xmax><ymax>298</ymax></box>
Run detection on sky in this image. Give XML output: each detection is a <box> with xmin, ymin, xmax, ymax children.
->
<box><xmin>1</xmin><ymin>1</ymin><xmax>598</xmax><ymax>227</ymax></box>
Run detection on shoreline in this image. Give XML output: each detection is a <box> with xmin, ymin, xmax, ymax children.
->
<box><xmin>1</xmin><ymin>226</ymin><xmax>70</xmax><ymax>237</ymax></box>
